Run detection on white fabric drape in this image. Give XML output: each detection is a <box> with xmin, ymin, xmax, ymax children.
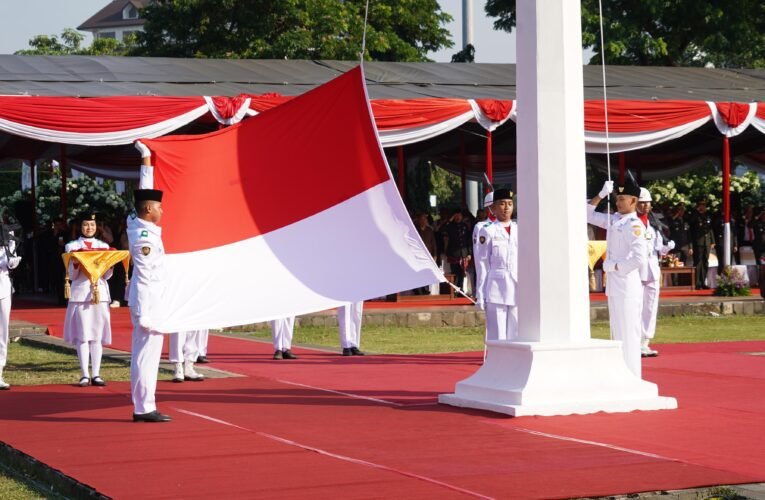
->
<box><xmin>584</xmin><ymin>116</ymin><xmax>711</xmax><ymax>154</ymax></box>
<box><xmin>708</xmin><ymin>102</ymin><xmax>757</xmax><ymax>137</ymax></box>
<box><xmin>377</xmin><ymin>110</ymin><xmax>475</xmax><ymax>147</ymax></box>
<box><xmin>203</xmin><ymin>96</ymin><xmax>252</xmax><ymax>126</ymax></box>
<box><xmin>0</xmin><ymin>106</ymin><xmax>209</xmax><ymax>146</ymax></box>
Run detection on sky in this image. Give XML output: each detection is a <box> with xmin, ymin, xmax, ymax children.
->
<box><xmin>0</xmin><ymin>0</ymin><xmax>515</xmax><ymax>62</ymax></box>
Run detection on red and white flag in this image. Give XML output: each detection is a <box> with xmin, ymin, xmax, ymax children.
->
<box><xmin>139</xmin><ymin>66</ymin><xmax>443</xmax><ymax>332</ymax></box>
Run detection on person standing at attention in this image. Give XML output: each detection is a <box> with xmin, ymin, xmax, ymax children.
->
<box><xmin>0</xmin><ymin>229</ymin><xmax>21</xmax><ymax>390</ymax></box>
<box><xmin>636</xmin><ymin>189</ymin><xmax>674</xmax><ymax>357</ymax></box>
<box><xmin>473</xmin><ymin>188</ymin><xmax>518</xmax><ymax>341</ymax></box>
<box><xmin>127</xmin><ymin>189</ymin><xmax>172</xmax><ymax>423</ymax></box>
<box><xmin>63</xmin><ymin>212</ymin><xmax>114</xmax><ymax>387</ymax></box>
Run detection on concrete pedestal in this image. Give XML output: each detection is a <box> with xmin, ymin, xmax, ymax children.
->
<box><xmin>439</xmin><ymin>340</ymin><xmax>677</xmax><ymax>417</ymax></box>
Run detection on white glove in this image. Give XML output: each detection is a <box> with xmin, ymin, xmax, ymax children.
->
<box><xmin>139</xmin><ymin>316</ymin><xmax>153</xmax><ymax>331</ymax></box>
<box><xmin>598</xmin><ymin>180</ymin><xmax>614</xmax><ymax>199</ymax></box>
<box><xmin>134</xmin><ymin>141</ymin><xmax>152</xmax><ymax>159</ymax></box>
<box><xmin>475</xmin><ymin>299</ymin><xmax>486</xmax><ymax>311</ymax></box>
<box><xmin>8</xmin><ymin>256</ymin><xmax>21</xmax><ymax>269</ymax></box>
<box><xmin>667</xmin><ymin>240</ymin><xmax>676</xmax><ymax>250</ymax></box>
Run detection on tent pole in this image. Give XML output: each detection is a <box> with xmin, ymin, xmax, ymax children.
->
<box><xmin>722</xmin><ymin>136</ymin><xmax>731</xmax><ymax>267</ymax></box>
<box><xmin>618</xmin><ymin>152</ymin><xmax>625</xmax><ymax>184</ymax></box>
<box><xmin>30</xmin><ymin>159</ymin><xmax>38</xmax><ymax>294</ymax></box>
<box><xmin>59</xmin><ymin>145</ymin><xmax>68</xmax><ymax>221</ymax></box>
<box><xmin>486</xmin><ymin>130</ymin><xmax>493</xmax><ymax>185</ymax></box>
<box><xmin>460</xmin><ymin>137</ymin><xmax>467</xmax><ymax>209</ymax></box>
<box><xmin>30</xmin><ymin>160</ymin><xmax>38</xmax><ymax>235</ymax></box>
<box><xmin>396</xmin><ymin>146</ymin><xmax>406</xmax><ymax>201</ymax></box>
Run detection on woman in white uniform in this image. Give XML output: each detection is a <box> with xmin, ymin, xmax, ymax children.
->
<box><xmin>0</xmin><ymin>231</ymin><xmax>22</xmax><ymax>390</ymax></box>
<box><xmin>63</xmin><ymin>212</ymin><xmax>113</xmax><ymax>387</ymax></box>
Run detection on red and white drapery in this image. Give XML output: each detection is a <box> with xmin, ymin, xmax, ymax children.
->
<box><xmin>1</xmin><ymin>94</ymin><xmax>763</xmax><ymax>152</ymax></box>
<box><xmin>0</xmin><ymin>94</ymin><xmax>515</xmax><ymax>148</ymax></box>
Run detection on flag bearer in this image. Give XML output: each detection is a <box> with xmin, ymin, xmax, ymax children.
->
<box><xmin>338</xmin><ymin>301</ymin><xmax>364</xmax><ymax>356</ymax></box>
<box><xmin>271</xmin><ymin>317</ymin><xmax>298</xmax><ymax>360</ymax></box>
<box><xmin>63</xmin><ymin>212</ymin><xmax>114</xmax><ymax>388</ymax></box>
<box><xmin>128</xmin><ymin>189</ymin><xmax>172</xmax><ymax>423</ymax></box>
<box><xmin>587</xmin><ymin>180</ymin><xmax>647</xmax><ymax>378</ymax></box>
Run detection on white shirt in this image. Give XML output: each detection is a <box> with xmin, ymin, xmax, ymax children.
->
<box><xmin>474</xmin><ymin>219</ymin><xmax>518</xmax><ymax>306</ymax></box>
<box><xmin>586</xmin><ymin>204</ymin><xmax>647</xmax><ymax>298</ymax></box>
<box><xmin>64</xmin><ymin>237</ymin><xmax>112</xmax><ymax>302</ymax></box>
<box><xmin>126</xmin><ymin>214</ymin><xmax>166</xmax><ymax>324</ymax></box>
<box><xmin>0</xmin><ymin>240</ymin><xmax>20</xmax><ymax>300</ymax></box>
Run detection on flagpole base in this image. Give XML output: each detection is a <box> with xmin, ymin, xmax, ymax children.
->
<box><xmin>438</xmin><ymin>339</ymin><xmax>677</xmax><ymax>417</ymax></box>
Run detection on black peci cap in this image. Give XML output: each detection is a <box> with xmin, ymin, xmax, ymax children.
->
<box><xmin>493</xmin><ymin>188</ymin><xmax>514</xmax><ymax>201</ymax></box>
<box><xmin>134</xmin><ymin>189</ymin><xmax>163</xmax><ymax>202</ymax></box>
<box><xmin>78</xmin><ymin>211</ymin><xmax>98</xmax><ymax>223</ymax></box>
<box><xmin>615</xmin><ymin>180</ymin><xmax>640</xmax><ymax>198</ymax></box>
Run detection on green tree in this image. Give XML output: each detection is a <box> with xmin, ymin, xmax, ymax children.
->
<box><xmin>646</xmin><ymin>168</ymin><xmax>764</xmax><ymax>210</ymax></box>
<box><xmin>15</xmin><ymin>28</ymin><xmax>133</xmax><ymax>56</ymax></box>
<box><xmin>485</xmin><ymin>0</ymin><xmax>765</xmax><ymax>68</ymax></box>
<box><xmin>133</xmin><ymin>0</ymin><xmax>453</xmax><ymax>61</ymax></box>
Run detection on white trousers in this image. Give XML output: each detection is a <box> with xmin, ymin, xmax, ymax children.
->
<box><xmin>130</xmin><ymin>311</ymin><xmax>165</xmax><ymax>414</ymax></box>
<box><xmin>197</xmin><ymin>329</ymin><xmax>209</xmax><ymax>356</ymax></box>
<box><xmin>608</xmin><ymin>295</ymin><xmax>643</xmax><ymax>378</ymax></box>
<box><xmin>76</xmin><ymin>341</ymin><xmax>103</xmax><ymax>378</ymax></box>
<box><xmin>485</xmin><ymin>303</ymin><xmax>518</xmax><ymax>341</ymax></box>
<box><xmin>0</xmin><ymin>295</ymin><xmax>10</xmax><ymax>368</ymax></box>
<box><xmin>169</xmin><ymin>331</ymin><xmax>200</xmax><ymax>363</ymax></box>
<box><xmin>641</xmin><ymin>280</ymin><xmax>660</xmax><ymax>340</ymax></box>
<box><xmin>338</xmin><ymin>301</ymin><xmax>363</xmax><ymax>349</ymax></box>
<box><xmin>271</xmin><ymin>317</ymin><xmax>294</xmax><ymax>351</ymax></box>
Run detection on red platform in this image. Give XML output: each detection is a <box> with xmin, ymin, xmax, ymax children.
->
<box><xmin>3</xmin><ymin>306</ymin><xmax>765</xmax><ymax>498</ymax></box>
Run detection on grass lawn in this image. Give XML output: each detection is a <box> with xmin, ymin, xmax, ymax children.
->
<box><xmin>247</xmin><ymin>315</ymin><xmax>765</xmax><ymax>354</ymax></box>
<box><xmin>0</xmin><ymin>470</ymin><xmax>53</xmax><ymax>500</ymax></box>
<box><xmin>2</xmin><ymin>339</ymin><xmax>164</xmax><ymax>387</ymax></box>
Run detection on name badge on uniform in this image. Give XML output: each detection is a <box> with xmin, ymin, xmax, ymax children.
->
<box><xmin>141</xmin><ymin>246</ymin><xmax>151</xmax><ymax>256</ymax></box>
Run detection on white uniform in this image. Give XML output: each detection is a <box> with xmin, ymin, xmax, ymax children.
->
<box><xmin>271</xmin><ymin>317</ymin><xmax>294</xmax><ymax>351</ymax></box>
<box><xmin>127</xmin><ymin>214</ymin><xmax>167</xmax><ymax>415</ymax></box>
<box><xmin>474</xmin><ymin>220</ymin><xmax>519</xmax><ymax>341</ymax></box>
<box><xmin>639</xmin><ymin>220</ymin><xmax>672</xmax><ymax>343</ymax></box>
<box><xmin>587</xmin><ymin>205</ymin><xmax>647</xmax><ymax>377</ymax></box>
<box><xmin>63</xmin><ymin>237</ymin><xmax>113</xmax><ymax>381</ymax></box>
<box><xmin>196</xmin><ymin>329</ymin><xmax>209</xmax><ymax>358</ymax></box>
<box><xmin>63</xmin><ymin>237</ymin><xmax>113</xmax><ymax>344</ymax></box>
<box><xmin>338</xmin><ymin>301</ymin><xmax>363</xmax><ymax>349</ymax></box>
<box><xmin>169</xmin><ymin>330</ymin><xmax>200</xmax><ymax>363</ymax></box>
<box><xmin>0</xmin><ymin>240</ymin><xmax>21</xmax><ymax>372</ymax></box>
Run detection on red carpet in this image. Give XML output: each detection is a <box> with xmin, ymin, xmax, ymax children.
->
<box><xmin>5</xmin><ymin>306</ymin><xmax>765</xmax><ymax>498</ymax></box>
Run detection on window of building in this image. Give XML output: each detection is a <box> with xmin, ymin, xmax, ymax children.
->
<box><xmin>123</xmin><ymin>5</ymin><xmax>139</xmax><ymax>19</ymax></box>
<box><xmin>97</xmin><ymin>32</ymin><xmax>117</xmax><ymax>39</ymax></box>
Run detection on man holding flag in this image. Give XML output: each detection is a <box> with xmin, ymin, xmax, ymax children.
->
<box><xmin>127</xmin><ymin>188</ymin><xmax>172</xmax><ymax>423</ymax></box>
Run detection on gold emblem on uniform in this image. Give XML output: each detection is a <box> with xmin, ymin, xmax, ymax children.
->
<box><xmin>479</xmin><ymin>236</ymin><xmax>486</xmax><ymax>244</ymax></box>
<box><xmin>141</xmin><ymin>246</ymin><xmax>151</xmax><ymax>256</ymax></box>
<box><xmin>618</xmin><ymin>187</ymin><xmax>624</xmax><ymax>193</ymax></box>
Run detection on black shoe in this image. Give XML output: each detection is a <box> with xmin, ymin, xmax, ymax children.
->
<box><xmin>196</xmin><ymin>355</ymin><xmax>209</xmax><ymax>364</ymax></box>
<box><xmin>91</xmin><ymin>376</ymin><xmax>106</xmax><ymax>387</ymax></box>
<box><xmin>132</xmin><ymin>410</ymin><xmax>172</xmax><ymax>423</ymax></box>
<box><xmin>273</xmin><ymin>350</ymin><xmax>284</xmax><ymax>360</ymax></box>
<box><xmin>78</xmin><ymin>377</ymin><xmax>90</xmax><ymax>387</ymax></box>
<box><xmin>282</xmin><ymin>349</ymin><xmax>298</xmax><ymax>360</ymax></box>
<box><xmin>350</xmin><ymin>347</ymin><xmax>365</xmax><ymax>356</ymax></box>
<box><xmin>342</xmin><ymin>348</ymin><xmax>353</xmax><ymax>356</ymax></box>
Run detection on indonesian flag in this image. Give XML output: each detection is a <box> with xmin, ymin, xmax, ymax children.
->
<box><xmin>139</xmin><ymin>66</ymin><xmax>443</xmax><ymax>332</ymax></box>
